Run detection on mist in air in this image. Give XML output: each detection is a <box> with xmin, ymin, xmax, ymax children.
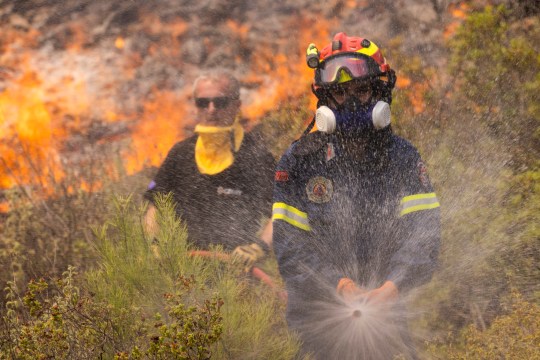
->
<box><xmin>1</xmin><ymin>1</ymin><xmax>538</xmax><ymax>359</ymax></box>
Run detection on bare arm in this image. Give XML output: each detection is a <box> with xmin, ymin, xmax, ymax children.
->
<box><xmin>144</xmin><ymin>203</ymin><xmax>159</xmax><ymax>239</ymax></box>
<box><xmin>259</xmin><ymin>219</ymin><xmax>273</xmax><ymax>248</ymax></box>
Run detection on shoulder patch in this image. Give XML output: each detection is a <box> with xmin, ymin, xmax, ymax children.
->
<box><xmin>275</xmin><ymin>170</ymin><xmax>289</xmax><ymax>182</ymax></box>
<box><xmin>326</xmin><ymin>142</ymin><xmax>336</xmax><ymax>161</ymax></box>
<box><xmin>417</xmin><ymin>160</ymin><xmax>431</xmax><ymax>188</ymax></box>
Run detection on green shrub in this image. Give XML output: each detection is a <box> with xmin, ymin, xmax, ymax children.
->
<box><xmin>0</xmin><ymin>267</ymin><xmax>132</xmax><ymax>359</ymax></box>
<box><xmin>86</xmin><ymin>193</ymin><xmax>300</xmax><ymax>359</ymax></box>
<box><xmin>410</xmin><ymin>4</ymin><xmax>540</xmax><ymax>339</ymax></box>
<box><xmin>426</xmin><ymin>291</ymin><xmax>540</xmax><ymax>359</ymax></box>
<box><xmin>1</xmin><ymin>193</ymin><xmax>299</xmax><ymax>359</ymax></box>
<box><xmin>0</xmin><ymin>267</ymin><xmax>225</xmax><ymax>359</ymax></box>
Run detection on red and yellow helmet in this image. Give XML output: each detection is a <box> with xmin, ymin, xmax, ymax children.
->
<box><xmin>307</xmin><ymin>32</ymin><xmax>396</xmax><ymax>103</ymax></box>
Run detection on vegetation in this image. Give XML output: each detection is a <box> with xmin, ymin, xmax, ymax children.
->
<box><xmin>1</xmin><ymin>194</ymin><xmax>299</xmax><ymax>359</ymax></box>
<box><xmin>0</xmin><ymin>155</ymin><xmax>113</xmax><ymax>301</ymax></box>
<box><xmin>419</xmin><ymin>4</ymin><xmax>539</xmax><ymax>334</ymax></box>
<box><xmin>426</xmin><ymin>291</ymin><xmax>540</xmax><ymax>359</ymax></box>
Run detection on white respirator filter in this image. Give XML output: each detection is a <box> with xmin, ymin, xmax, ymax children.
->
<box><xmin>372</xmin><ymin>101</ymin><xmax>391</xmax><ymax>129</ymax></box>
<box><xmin>315</xmin><ymin>105</ymin><xmax>336</xmax><ymax>133</ymax></box>
<box><xmin>315</xmin><ymin>101</ymin><xmax>391</xmax><ymax>134</ymax></box>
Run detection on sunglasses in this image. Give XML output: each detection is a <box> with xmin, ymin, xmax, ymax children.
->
<box><xmin>195</xmin><ymin>96</ymin><xmax>236</xmax><ymax>109</ymax></box>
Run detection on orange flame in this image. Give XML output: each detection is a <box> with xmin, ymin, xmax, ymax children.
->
<box><xmin>444</xmin><ymin>2</ymin><xmax>470</xmax><ymax>39</ymax></box>
<box><xmin>396</xmin><ymin>75</ymin><xmax>412</xmax><ymax>89</ymax></box>
<box><xmin>226</xmin><ymin>20</ymin><xmax>249</xmax><ymax>39</ymax></box>
<box><xmin>115</xmin><ymin>37</ymin><xmax>125</xmax><ymax>49</ymax></box>
<box><xmin>243</xmin><ymin>18</ymin><xmax>334</xmax><ymax>119</ymax></box>
<box><xmin>410</xmin><ymin>82</ymin><xmax>429</xmax><ymax>114</ymax></box>
<box><xmin>1</xmin><ymin>12</ymin><xmax>340</xmax><ymax>206</ymax></box>
<box><xmin>65</xmin><ymin>23</ymin><xmax>89</xmax><ymax>53</ymax></box>
<box><xmin>0</xmin><ymin>71</ymin><xmax>65</xmax><ymax>191</ymax></box>
<box><xmin>450</xmin><ymin>2</ymin><xmax>469</xmax><ymax>19</ymax></box>
<box><xmin>123</xmin><ymin>88</ymin><xmax>191</xmax><ymax>175</ymax></box>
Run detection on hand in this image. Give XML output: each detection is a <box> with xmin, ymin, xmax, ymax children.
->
<box><xmin>336</xmin><ymin>277</ymin><xmax>367</xmax><ymax>302</ymax></box>
<box><xmin>363</xmin><ymin>281</ymin><xmax>399</xmax><ymax>305</ymax></box>
<box><xmin>231</xmin><ymin>243</ymin><xmax>265</xmax><ymax>269</ymax></box>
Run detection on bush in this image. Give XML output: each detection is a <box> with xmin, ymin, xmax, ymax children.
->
<box><xmin>0</xmin><ymin>267</ymin><xmax>133</xmax><ymax>359</ymax></box>
<box><xmin>0</xmin><ymin>267</ymin><xmax>224</xmax><ymax>359</ymax></box>
<box><xmin>409</xmin><ymin>4</ymin><xmax>540</xmax><ymax>339</ymax></box>
<box><xmin>1</xmin><ymin>194</ymin><xmax>300</xmax><ymax>359</ymax></box>
<box><xmin>85</xmin><ymin>193</ymin><xmax>300</xmax><ymax>359</ymax></box>
<box><xmin>426</xmin><ymin>291</ymin><xmax>540</xmax><ymax>359</ymax></box>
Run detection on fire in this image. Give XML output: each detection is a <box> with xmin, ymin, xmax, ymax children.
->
<box><xmin>65</xmin><ymin>22</ymin><xmax>90</xmax><ymax>53</ymax></box>
<box><xmin>80</xmin><ymin>179</ymin><xmax>103</xmax><ymax>192</ymax></box>
<box><xmin>395</xmin><ymin>74</ymin><xmax>427</xmax><ymax>114</ymax></box>
<box><xmin>444</xmin><ymin>2</ymin><xmax>470</xmax><ymax>39</ymax></box>
<box><xmin>1</xmin><ymin>11</ymin><xmax>398</xmax><ymax>206</ymax></box>
<box><xmin>123</xmin><ymin>88</ymin><xmax>191</xmax><ymax>175</ymax></box>
<box><xmin>443</xmin><ymin>22</ymin><xmax>461</xmax><ymax>40</ymax></box>
<box><xmin>4</xmin><ymin>7</ymin><xmax>444</xmax><ymax>214</ymax></box>
<box><xmin>226</xmin><ymin>20</ymin><xmax>249</xmax><ymax>39</ymax></box>
<box><xmin>396</xmin><ymin>76</ymin><xmax>412</xmax><ymax>89</ymax></box>
<box><xmin>242</xmin><ymin>17</ymin><xmax>334</xmax><ymax>119</ymax></box>
<box><xmin>0</xmin><ymin>70</ymin><xmax>64</xmax><ymax>191</ymax></box>
<box><xmin>115</xmin><ymin>37</ymin><xmax>125</xmax><ymax>49</ymax></box>
<box><xmin>450</xmin><ymin>2</ymin><xmax>470</xmax><ymax>19</ymax></box>
<box><xmin>0</xmin><ymin>202</ymin><xmax>8</xmax><ymax>213</ymax></box>
<box><xmin>409</xmin><ymin>82</ymin><xmax>428</xmax><ymax>114</ymax></box>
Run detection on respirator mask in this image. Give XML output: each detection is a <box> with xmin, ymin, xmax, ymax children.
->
<box><xmin>315</xmin><ymin>100</ymin><xmax>391</xmax><ymax>134</ymax></box>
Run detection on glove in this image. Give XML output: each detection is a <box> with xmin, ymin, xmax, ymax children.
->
<box><xmin>231</xmin><ymin>243</ymin><xmax>265</xmax><ymax>269</ymax></box>
<box><xmin>363</xmin><ymin>281</ymin><xmax>399</xmax><ymax>305</ymax></box>
<box><xmin>336</xmin><ymin>277</ymin><xmax>366</xmax><ymax>302</ymax></box>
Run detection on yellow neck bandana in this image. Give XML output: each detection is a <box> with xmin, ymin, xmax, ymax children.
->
<box><xmin>194</xmin><ymin>117</ymin><xmax>244</xmax><ymax>175</ymax></box>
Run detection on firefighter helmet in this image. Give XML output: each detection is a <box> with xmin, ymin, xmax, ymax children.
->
<box><xmin>308</xmin><ymin>32</ymin><xmax>396</xmax><ymax>104</ymax></box>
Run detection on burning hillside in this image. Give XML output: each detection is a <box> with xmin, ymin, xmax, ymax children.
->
<box><xmin>0</xmin><ymin>0</ymin><xmax>469</xmax><ymax>211</ymax></box>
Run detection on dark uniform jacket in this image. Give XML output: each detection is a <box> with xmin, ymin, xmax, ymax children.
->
<box><xmin>145</xmin><ymin>131</ymin><xmax>276</xmax><ymax>251</ymax></box>
<box><xmin>272</xmin><ymin>130</ymin><xmax>441</xmax><ymax>332</ymax></box>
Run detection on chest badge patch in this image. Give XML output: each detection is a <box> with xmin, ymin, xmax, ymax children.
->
<box><xmin>306</xmin><ymin>176</ymin><xmax>333</xmax><ymax>203</ymax></box>
<box><xmin>217</xmin><ymin>186</ymin><xmax>243</xmax><ymax>196</ymax></box>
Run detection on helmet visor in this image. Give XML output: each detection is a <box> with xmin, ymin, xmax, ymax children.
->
<box><xmin>316</xmin><ymin>53</ymin><xmax>377</xmax><ymax>86</ymax></box>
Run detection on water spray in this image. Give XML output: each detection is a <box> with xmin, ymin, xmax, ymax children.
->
<box><xmin>315</xmin><ymin>100</ymin><xmax>391</xmax><ymax>133</ymax></box>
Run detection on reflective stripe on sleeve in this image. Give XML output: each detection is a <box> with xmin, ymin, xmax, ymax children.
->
<box><xmin>400</xmin><ymin>193</ymin><xmax>440</xmax><ymax>216</ymax></box>
<box><xmin>272</xmin><ymin>202</ymin><xmax>311</xmax><ymax>231</ymax></box>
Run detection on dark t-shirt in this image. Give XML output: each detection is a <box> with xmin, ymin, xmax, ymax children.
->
<box><xmin>145</xmin><ymin>131</ymin><xmax>276</xmax><ymax>250</ymax></box>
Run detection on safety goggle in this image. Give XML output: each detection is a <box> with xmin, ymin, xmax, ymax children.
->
<box><xmin>315</xmin><ymin>53</ymin><xmax>379</xmax><ymax>86</ymax></box>
<box><xmin>195</xmin><ymin>96</ymin><xmax>236</xmax><ymax>109</ymax></box>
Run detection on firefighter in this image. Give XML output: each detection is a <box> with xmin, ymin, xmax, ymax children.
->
<box><xmin>272</xmin><ymin>33</ymin><xmax>441</xmax><ymax>359</ymax></box>
<box><xmin>144</xmin><ymin>70</ymin><xmax>275</xmax><ymax>267</ymax></box>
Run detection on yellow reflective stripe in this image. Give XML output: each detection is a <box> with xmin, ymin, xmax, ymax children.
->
<box><xmin>400</xmin><ymin>202</ymin><xmax>440</xmax><ymax>216</ymax></box>
<box><xmin>400</xmin><ymin>192</ymin><xmax>438</xmax><ymax>204</ymax></box>
<box><xmin>272</xmin><ymin>214</ymin><xmax>312</xmax><ymax>231</ymax></box>
<box><xmin>273</xmin><ymin>202</ymin><xmax>308</xmax><ymax>218</ymax></box>
<box><xmin>272</xmin><ymin>202</ymin><xmax>311</xmax><ymax>231</ymax></box>
<box><xmin>400</xmin><ymin>193</ymin><xmax>440</xmax><ymax>216</ymax></box>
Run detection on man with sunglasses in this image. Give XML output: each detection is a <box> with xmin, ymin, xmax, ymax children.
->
<box><xmin>272</xmin><ymin>33</ymin><xmax>441</xmax><ymax>359</ymax></box>
<box><xmin>144</xmin><ymin>70</ymin><xmax>275</xmax><ymax>267</ymax></box>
